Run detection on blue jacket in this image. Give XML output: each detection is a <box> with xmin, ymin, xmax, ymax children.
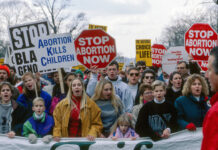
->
<box><xmin>16</xmin><ymin>90</ymin><xmax>51</xmax><ymax>114</ymax></box>
<box><xmin>23</xmin><ymin>113</ymin><xmax>54</xmax><ymax>137</ymax></box>
<box><xmin>174</xmin><ymin>95</ymin><xmax>209</xmax><ymax>129</ymax></box>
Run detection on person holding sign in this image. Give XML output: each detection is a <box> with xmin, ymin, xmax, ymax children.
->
<box><xmin>53</xmin><ymin>78</ymin><xmax>103</xmax><ymax>141</ymax></box>
<box><xmin>201</xmin><ymin>46</ymin><xmax>218</xmax><ymax>150</ymax></box>
<box><xmin>15</xmin><ymin>72</ymin><xmax>51</xmax><ymax>135</ymax></box>
<box><xmin>174</xmin><ymin>74</ymin><xmax>209</xmax><ymax>131</ymax></box>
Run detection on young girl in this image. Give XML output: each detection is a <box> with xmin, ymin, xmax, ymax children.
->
<box><xmin>92</xmin><ymin>79</ymin><xmax>123</xmax><ymax>137</ymax></box>
<box><xmin>0</xmin><ymin>82</ymin><xmax>17</xmax><ymax>138</ymax></box>
<box><xmin>109</xmin><ymin>113</ymin><xmax>139</xmax><ymax>140</ymax></box>
<box><xmin>135</xmin><ymin>80</ymin><xmax>177</xmax><ymax>141</ymax></box>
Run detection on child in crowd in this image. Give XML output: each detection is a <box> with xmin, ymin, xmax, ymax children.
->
<box><xmin>0</xmin><ymin>82</ymin><xmax>16</xmax><ymax>138</ymax></box>
<box><xmin>135</xmin><ymin>80</ymin><xmax>177</xmax><ymax>141</ymax></box>
<box><xmin>109</xmin><ymin>113</ymin><xmax>139</xmax><ymax>140</ymax></box>
<box><xmin>23</xmin><ymin>97</ymin><xmax>54</xmax><ymax>144</ymax></box>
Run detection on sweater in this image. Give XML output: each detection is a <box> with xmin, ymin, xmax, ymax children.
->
<box><xmin>95</xmin><ymin>99</ymin><xmax>122</xmax><ymax>136</ymax></box>
<box><xmin>0</xmin><ymin>102</ymin><xmax>13</xmax><ymax>133</ymax></box>
<box><xmin>165</xmin><ymin>87</ymin><xmax>182</xmax><ymax>106</ymax></box>
<box><xmin>110</xmin><ymin>127</ymin><xmax>139</xmax><ymax>138</ymax></box>
<box><xmin>135</xmin><ymin>100</ymin><xmax>177</xmax><ymax>141</ymax></box>
<box><xmin>174</xmin><ymin>95</ymin><xmax>209</xmax><ymax>129</ymax></box>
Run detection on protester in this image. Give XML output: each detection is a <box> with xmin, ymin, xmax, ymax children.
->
<box><xmin>140</xmin><ymin>69</ymin><xmax>156</xmax><ymax>85</ymax></box>
<box><xmin>109</xmin><ymin>113</ymin><xmax>139</xmax><ymax>140</ymax></box>
<box><xmin>201</xmin><ymin>46</ymin><xmax>218</xmax><ymax>150</ymax></box>
<box><xmin>174</xmin><ymin>74</ymin><xmax>209</xmax><ymax>131</ymax></box>
<box><xmin>22</xmin><ymin>97</ymin><xmax>54</xmax><ymax>144</ymax></box>
<box><xmin>165</xmin><ymin>71</ymin><xmax>183</xmax><ymax>106</ymax></box>
<box><xmin>87</xmin><ymin>61</ymin><xmax>133</xmax><ymax>112</ymax></box>
<box><xmin>53</xmin><ymin>78</ymin><xmax>103</xmax><ymax>141</ymax></box>
<box><xmin>135</xmin><ymin>61</ymin><xmax>146</xmax><ymax>79</ymax></box>
<box><xmin>131</xmin><ymin>84</ymin><xmax>153</xmax><ymax>127</ymax></box>
<box><xmin>0</xmin><ymin>65</ymin><xmax>19</xmax><ymax>100</ymax></box>
<box><xmin>127</xmin><ymin>67</ymin><xmax>140</xmax><ymax>104</ymax></box>
<box><xmin>15</xmin><ymin>72</ymin><xmax>51</xmax><ymax>135</ymax></box>
<box><xmin>0</xmin><ymin>82</ymin><xmax>17</xmax><ymax>138</ymax></box>
<box><xmin>135</xmin><ymin>80</ymin><xmax>177</xmax><ymax>141</ymax></box>
<box><xmin>92</xmin><ymin>79</ymin><xmax>123</xmax><ymax>137</ymax></box>
<box><xmin>176</xmin><ymin>61</ymin><xmax>189</xmax><ymax>81</ymax></box>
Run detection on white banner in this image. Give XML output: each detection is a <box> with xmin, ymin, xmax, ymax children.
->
<box><xmin>0</xmin><ymin>128</ymin><xmax>203</xmax><ymax>150</ymax></box>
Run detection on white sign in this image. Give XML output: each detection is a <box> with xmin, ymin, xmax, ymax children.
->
<box><xmin>167</xmin><ymin>46</ymin><xmax>189</xmax><ymax>62</ymax></box>
<box><xmin>0</xmin><ymin>128</ymin><xmax>202</xmax><ymax>150</ymax></box>
<box><xmin>162</xmin><ymin>52</ymin><xmax>178</xmax><ymax>75</ymax></box>
<box><xmin>8</xmin><ymin>20</ymin><xmax>51</xmax><ymax>76</ymax></box>
<box><xmin>34</xmin><ymin>33</ymin><xmax>77</xmax><ymax>72</ymax></box>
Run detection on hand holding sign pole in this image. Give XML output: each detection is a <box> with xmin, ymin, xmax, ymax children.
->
<box><xmin>74</xmin><ymin>29</ymin><xmax>117</xmax><ymax>69</ymax></box>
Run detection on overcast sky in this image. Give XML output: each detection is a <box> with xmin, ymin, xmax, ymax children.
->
<box><xmin>72</xmin><ymin>0</ymin><xmax>213</xmax><ymax>58</ymax></box>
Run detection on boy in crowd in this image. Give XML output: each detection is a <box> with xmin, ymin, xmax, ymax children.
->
<box><xmin>23</xmin><ymin>97</ymin><xmax>54</xmax><ymax>144</ymax></box>
<box><xmin>135</xmin><ymin>80</ymin><xmax>177</xmax><ymax>141</ymax></box>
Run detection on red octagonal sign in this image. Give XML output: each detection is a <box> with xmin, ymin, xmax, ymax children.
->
<box><xmin>185</xmin><ymin>23</ymin><xmax>218</xmax><ymax>71</ymax></box>
<box><xmin>74</xmin><ymin>29</ymin><xmax>117</xmax><ymax>69</ymax></box>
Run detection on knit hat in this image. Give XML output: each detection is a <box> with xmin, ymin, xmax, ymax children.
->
<box><xmin>0</xmin><ymin>65</ymin><xmax>10</xmax><ymax>76</ymax></box>
<box><xmin>75</xmin><ymin>69</ymin><xmax>84</xmax><ymax>80</ymax></box>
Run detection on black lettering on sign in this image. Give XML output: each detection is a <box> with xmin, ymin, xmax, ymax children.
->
<box><xmin>136</xmin><ymin>45</ymin><xmax>151</xmax><ymax>50</ymax></box>
<box><xmin>9</xmin><ymin>21</ymin><xmax>50</xmax><ymax>50</ymax></box>
<box><xmin>14</xmin><ymin>50</ymin><xmax>37</xmax><ymax>65</ymax></box>
<box><xmin>139</xmin><ymin>51</ymin><xmax>151</xmax><ymax>58</ymax></box>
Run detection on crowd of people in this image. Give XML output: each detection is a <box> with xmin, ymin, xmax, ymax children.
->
<box><xmin>0</xmin><ymin>47</ymin><xmax>218</xmax><ymax>150</ymax></box>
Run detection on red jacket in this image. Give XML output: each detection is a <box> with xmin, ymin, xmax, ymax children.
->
<box><xmin>201</xmin><ymin>92</ymin><xmax>218</xmax><ymax>150</ymax></box>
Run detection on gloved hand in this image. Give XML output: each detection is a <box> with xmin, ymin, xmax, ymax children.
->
<box><xmin>186</xmin><ymin>123</ymin><xmax>196</xmax><ymax>131</ymax></box>
<box><xmin>28</xmin><ymin>134</ymin><xmax>37</xmax><ymax>144</ymax></box>
<box><xmin>42</xmin><ymin>135</ymin><xmax>53</xmax><ymax>144</ymax></box>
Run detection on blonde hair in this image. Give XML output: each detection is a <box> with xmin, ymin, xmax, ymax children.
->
<box><xmin>33</xmin><ymin>97</ymin><xmax>45</xmax><ymax>106</ymax></box>
<box><xmin>92</xmin><ymin>79</ymin><xmax>122</xmax><ymax>113</ymax></box>
<box><xmin>22</xmin><ymin>72</ymin><xmax>40</xmax><ymax>95</ymax></box>
<box><xmin>66</xmin><ymin>78</ymin><xmax>87</xmax><ymax>113</ymax></box>
<box><xmin>151</xmin><ymin>80</ymin><xmax>166</xmax><ymax>91</ymax></box>
<box><xmin>110</xmin><ymin>113</ymin><xmax>133</xmax><ymax>134</ymax></box>
<box><xmin>182</xmin><ymin>74</ymin><xmax>209</xmax><ymax>96</ymax></box>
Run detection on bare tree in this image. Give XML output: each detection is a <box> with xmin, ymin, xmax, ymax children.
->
<box><xmin>32</xmin><ymin>0</ymin><xmax>88</xmax><ymax>34</ymax></box>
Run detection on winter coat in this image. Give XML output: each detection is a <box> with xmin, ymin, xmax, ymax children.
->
<box><xmin>174</xmin><ymin>94</ymin><xmax>209</xmax><ymax>129</ymax></box>
<box><xmin>201</xmin><ymin>92</ymin><xmax>218</xmax><ymax>150</ymax></box>
<box><xmin>86</xmin><ymin>74</ymin><xmax>133</xmax><ymax>112</ymax></box>
<box><xmin>165</xmin><ymin>87</ymin><xmax>182</xmax><ymax>106</ymax></box>
<box><xmin>53</xmin><ymin>96</ymin><xmax>103</xmax><ymax>138</ymax></box>
<box><xmin>22</xmin><ymin>112</ymin><xmax>54</xmax><ymax>137</ymax></box>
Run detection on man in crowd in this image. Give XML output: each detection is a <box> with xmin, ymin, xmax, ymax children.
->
<box><xmin>201</xmin><ymin>46</ymin><xmax>218</xmax><ymax>150</ymax></box>
<box><xmin>127</xmin><ymin>67</ymin><xmax>140</xmax><ymax>104</ymax></box>
<box><xmin>176</xmin><ymin>61</ymin><xmax>189</xmax><ymax>81</ymax></box>
<box><xmin>136</xmin><ymin>61</ymin><xmax>146</xmax><ymax>80</ymax></box>
<box><xmin>86</xmin><ymin>61</ymin><xmax>133</xmax><ymax>112</ymax></box>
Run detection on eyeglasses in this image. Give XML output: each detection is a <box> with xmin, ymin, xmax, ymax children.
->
<box><xmin>177</xmin><ymin>67</ymin><xmax>185</xmax><ymax>70</ymax></box>
<box><xmin>137</xmin><ymin>66</ymin><xmax>146</xmax><ymax>70</ymax></box>
<box><xmin>143</xmin><ymin>92</ymin><xmax>152</xmax><ymax>95</ymax></box>
<box><xmin>130</xmin><ymin>73</ymin><xmax>139</xmax><ymax>77</ymax></box>
<box><xmin>145</xmin><ymin>76</ymin><xmax>154</xmax><ymax>79</ymax></box>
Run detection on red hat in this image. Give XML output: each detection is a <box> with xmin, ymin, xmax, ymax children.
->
<box><xmin>0</xmin><ymin>65</ymin><xmax>10</xmax><ymax>76</ymax></box>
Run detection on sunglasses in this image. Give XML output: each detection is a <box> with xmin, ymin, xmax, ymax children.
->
<box><xmin>145</xmin><ymin>76</ymin><xmax>154</xmax><ymax>79</ymax></box>
<box><xmin>130</xmin><ymin>73</ymin><xmax>139</xmax><ymax>77</ymax></box>
<box><xmin>137</xmin><ymin>66</ymin><xmax>146</xmax><ymax>70</ymax></box>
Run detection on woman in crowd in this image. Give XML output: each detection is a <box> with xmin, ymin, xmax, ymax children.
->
<box><xmin>15</xmin><ymin>72</ymin><xmax>51</xmax><ymax>135</ymax></box>
<box><xmin>165</xmin><ymin>71</ymin><xmax>183</xmax><ymax>106</ymax></box>
<box><xmin>174</xmin><ymin>74</ymin><xmax>209</xmax><ymax>131</ymax></box>
<box><xmin>131</xmin><ymin>84</ymin><xmax>153</xmax><ymax>127</ymax></box>
<box><xmin>92</xmin><ymin>79</ymin><xmax>123</xmax><ymax>137</ymax></box>
<box><xmin>53</xmin><ymin>78</ymin><xmax>103</xmax><ymax>141</ymax></box>
<box><xmin>49</xmin><ymin>72</ymin><xmax>76</xmax><ymax>114</ymax></box>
